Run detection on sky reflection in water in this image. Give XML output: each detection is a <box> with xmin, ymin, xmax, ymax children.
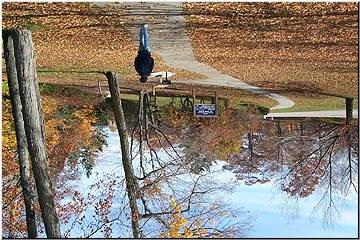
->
<box><xmin>58</xmin><ymin>105</ymin><xmax>358</xmax><ymax>238</ymax></box>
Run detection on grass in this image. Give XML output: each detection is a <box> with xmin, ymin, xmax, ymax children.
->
<box><xmin>38</xmin><ymin>83</ymin><xmax>356</xmax><ymax>114</ymax></box>
<box><xmin>271</xmin><ymin>94</ymin><xmax>359</xmax><ymax>113</ymax></box>
<box><xmin>229</xmin><ymin>95</ymin><xmax>275</xmax><ymax>110</ymax></box>
<box><xmin>121</xmin><ymin>93</ymin><xmax>191</xmax><ymax>107</ymax></box>
<box><xmin>120</xmin><ymin>93</ymin><xmax>273</xmax><ymax>115</ymax></box>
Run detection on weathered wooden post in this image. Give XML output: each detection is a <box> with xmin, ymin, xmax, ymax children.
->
<box><xmin>214</xmin><ymin>91</ymin><xmax>218</xmax><ymax>117</ymax></box>
<box><xmin>3</xmin><ymin>30</ymin><xmax>38</xmax><ymax>238</ymax></box>
<box><xmin>345</xmin><ymin>97</ymin><xmax>353</xmax><ymax>124</ymax></box>
<box><xmin>12</xmin><ymin>29</ymin><xmax>61</xmax><ymax>238</ymax></box>
<box><xmin>224</xmin><ymin>98</ymin><xmax>229</xmax><ymax>109</ymax></box>
<box><xmin>105</xmin><ymin>72</ymin><xmax>140</xmax><ymax>238</ymax></box>
<box><xmin>98</xmin><ymin>80</ymin><xmax>103</xmax><ymax>96</ymax></box>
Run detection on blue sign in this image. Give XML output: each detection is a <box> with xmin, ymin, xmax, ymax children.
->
<box><xmin>194</xmin><ymin>104</ymin><xmax>217</xmax><ymax>117</ymax></box>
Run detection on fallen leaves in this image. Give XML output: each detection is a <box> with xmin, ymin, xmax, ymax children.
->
<box><xmin>183</xmin><ymin>3</ymin><xmax>358</xmax><ymax>97</ymax></box>
<box><xmin>2</xmin><ymin>2</ymin><xmax>203</xmax><ymax>89</ymax></box>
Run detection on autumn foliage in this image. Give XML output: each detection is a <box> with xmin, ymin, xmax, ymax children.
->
<box><xmin>161</xmin><ymin>196</ymin><xmax>220</xmax><ymax>238</ymax></box>
<box><xmin>2</xmin><ymin>83</ymin><xmax>104</xmax><ymax>237</ymax></box>
<box><xmin>161</xmin><ymin>105</ymin><xmax>255</xmax><ymax>164</ymax></box>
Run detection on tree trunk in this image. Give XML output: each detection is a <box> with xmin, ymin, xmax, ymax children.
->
<box><xmin>345</xmin><ymin>97</ymin><xmax>353</xmax><ymax>124</ymax></box>
<box><xmin>248</xmin><ymin>132</ymin><xmax>254</xmax><ymax>161</ymax></box>
<box><xmin>139</xmin><ymin>91</ymin><xmax>144</xmax><ymax>171</ymax></box>
<box><xmin>106</xmin><ymin>72</ymin><xmax>140</xmax><ymax>238</ymax></box>
<box><xmin>12</xmin><ymin>29</ymin><xmax>61</xmax><ymax>238</ymax></box>
<box><xmin>3</xmin><ymin>30</ymin><xmax>38</xmax><ymax>238</ymax></box>
<box><xmin>276</xmin><ymin>120</ymin><xmax>282</xmax><ymax>137</ymax></box>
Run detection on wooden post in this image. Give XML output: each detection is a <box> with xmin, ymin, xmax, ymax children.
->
<box><xmin>215</xmin><ymin>91</ymin><xmax>218</xmax><ymax>117</ymax></box>
<box><xmin>3</xmin><ymin>30</ymin><xmax>38</xmax><ymax>238</ymax></box>
<box><xmin>224</xmin><ymin>98</ymin><xmax>229</xmax><ymax>109</ymax></box>
<box><xmin>105</xmin><ymin>72</ymin><xmax>140</xmax><ymax>238</ymax></box>
<box><xmin>98</xmin><ymin>80</ymin><xmax>103</xmax><ymax>96</ymax></box>
<box><xmin>12</xmin><ymin>29</ymin><xmax>60</xmax><ymax>238</ymax></box>
<box><xmin>192</xmin><ymin>88</ymin><xmax>196</xmax><ymax>116</ymax></box>
<box><xmin>345</xmin><ymin>97</ymin><xmax>353</xmax><ymax>124</ymax></box>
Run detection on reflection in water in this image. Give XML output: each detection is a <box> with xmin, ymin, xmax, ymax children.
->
<box><xmin>161</xmin><ymin>104</ymin><xmax>358</xmax><ymax>230</ymax></box>
<box><xmin>57</xmin><ymin>128</ymin><xmax>252</xmax><ymax>238</ymax></box>
<box><xmin>229</xmin><ymin>119</ymin><xmax>358</xmax><ymax>227</ymax></box>
<box><xmin>57</xmin><ymin>102</ymin><xmax>358</xmax><ymax>238</ymax></box>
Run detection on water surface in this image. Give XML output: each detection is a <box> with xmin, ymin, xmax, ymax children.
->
<box><xmin>57</xmin><ymin>106</ymin><xmax>358</xmax><ymax>238</ymax></box>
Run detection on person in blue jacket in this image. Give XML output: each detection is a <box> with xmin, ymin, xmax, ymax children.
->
<box><xmin>134</xmin><ymin>24</ymin><xmax>154</xmax><ymax>83</ymax></box>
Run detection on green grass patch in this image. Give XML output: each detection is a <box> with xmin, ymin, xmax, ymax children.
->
<box><xmin>272</xmin><ymin>94</ymin><xmax>358</xmax><ymax>113</ymax></box>
<box><xmin>229</xmin><ymin>96</ymin><xmax>275</xmax><ymax>111</ymax></box>
<box><xmin>2</xmin><ymin>81</ymin><xmax>9</xmax><ymax>96</ymax></box>
<box><xmin>120</xmin><ymin>93</ymin><xmax>272</xmax><ymax>115</ymax></box>
<box><xmin>120</xmin><ymin>94</ymin><xmax>184</xmax><ymax>107</ymax></box>
<box><xmin>37</xmin><ymin>66</ymin><xmax>136</xmax><ymax>83</ymax></box>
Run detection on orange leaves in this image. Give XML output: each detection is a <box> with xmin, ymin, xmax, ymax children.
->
<box><xmin>162</xmin><ymin>106</ymin><xmax>246</xmax><ymax>161</ymax></box>
<box><xmin>2</xmin><ymin>2</ymin><xmax>138</xmax><ymax>82</ymax></box>
<box><xmin>161</xmin><ymin>196</ymin><xmax>190</xmax><ymax>238</ymax></box>
<box><xmin>182</xmin><ymin>2</ymin><xmax>358</xmax><ymax>96</ymax></box>
<box><xmin>161</xmin><ymin>196</ymin><xmax>221</xmax><ymax>238</ymax></box>
<box><xmin>2</xmin><ymin>97</ymin><xmax>26</xmax><ymax>236</ymax></box>
<box><xmin>142</xmin><ymin>178</ymin><xmax>162</xmax><ymax>198</ymax></box>
<box><xmin>2</xmin><ymin>82</ymin><xmax>104</xmax><ymax>236</ymax></box>
<box><xmin>2</xmin><ymin>98</ymin><xmax>19</xmax><ymax>177</ymax></box>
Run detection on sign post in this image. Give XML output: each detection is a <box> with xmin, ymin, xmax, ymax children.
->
<box><xmin>194</xmin><ymin>103</ymin><xmax>217</xmax><ymax>117</ymax></box>
<box><xmin>192</xmin><ymin>89</ymin><xmax>218</xmax><ymax>118</ymax></box>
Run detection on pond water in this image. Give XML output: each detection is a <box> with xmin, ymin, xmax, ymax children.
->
<box><xmin>56</xmin><ymin>104</ymin><xmax>358</xmax><ymax>238</ymax></box>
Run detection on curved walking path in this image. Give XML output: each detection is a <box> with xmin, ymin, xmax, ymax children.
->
<box><xmin>117</xmin><ymin>2</ymin><xmax>294</xmax><ymax>110</ymax></box>
<box><xmin>107</xmin><ymin>2</ymin><xmax>357</xmax><ymax>119</ymax></box>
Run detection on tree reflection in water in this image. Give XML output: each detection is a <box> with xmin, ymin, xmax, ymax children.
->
<box><xmin>235</xmin><ymin>119</ymin><xmax>358</xmax><ymax>227</ymax></box>
<box><xmin>58</xmin><ymin>102</ymin><xmax>357</xmax><ymax>237</ymax></box>
<box><xmin>167</xmin><ymin>105</ymin><xmax>358</xmax><ymax>227</ymax></box>
<box><xmin>58</xmin><ymin>101</ymin><xmax>254</xmax><ymax>238</ymax></box>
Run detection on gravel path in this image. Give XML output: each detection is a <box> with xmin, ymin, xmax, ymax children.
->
<box><xmin>117</xmin><ymin>2</ymin><xmax>295</xmax><ymax>110</ymax></box>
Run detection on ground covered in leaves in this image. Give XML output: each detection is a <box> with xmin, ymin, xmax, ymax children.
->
<box><xmin>183</xmin><ymin>3</ymin><xmax>358</xmax><ymax>97</ymax></box>
<box><xmin>2</xmin><ymin>2</ymin><xmax>202</xmax><ymax>88</ymax></box>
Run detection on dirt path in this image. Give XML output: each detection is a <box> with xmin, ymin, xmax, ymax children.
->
<box><xmin>116</xmin><ymin>2</ymin><xmax>295</xmax><ymax>110</ymax></box>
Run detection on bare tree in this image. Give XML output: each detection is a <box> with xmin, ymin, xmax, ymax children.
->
<box><xmin>55</xmin><ymin>96</ymin><xmax>253</xmax><ymax>238</ymax></box>
<box><xmin>228</xmin><ymin>117</ymin><xmax>358</xmax><ymax>226</ymax></box>
<box><xmin>105</xmin><ymin>71</ymin><xmax>140</xmax><ymax>238</ymax></box>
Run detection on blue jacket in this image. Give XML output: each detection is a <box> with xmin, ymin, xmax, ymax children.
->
<box><xmin>134</xmin><ymin>50</ymin><xmax>154</xmax><ymax>78</ymax></box>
